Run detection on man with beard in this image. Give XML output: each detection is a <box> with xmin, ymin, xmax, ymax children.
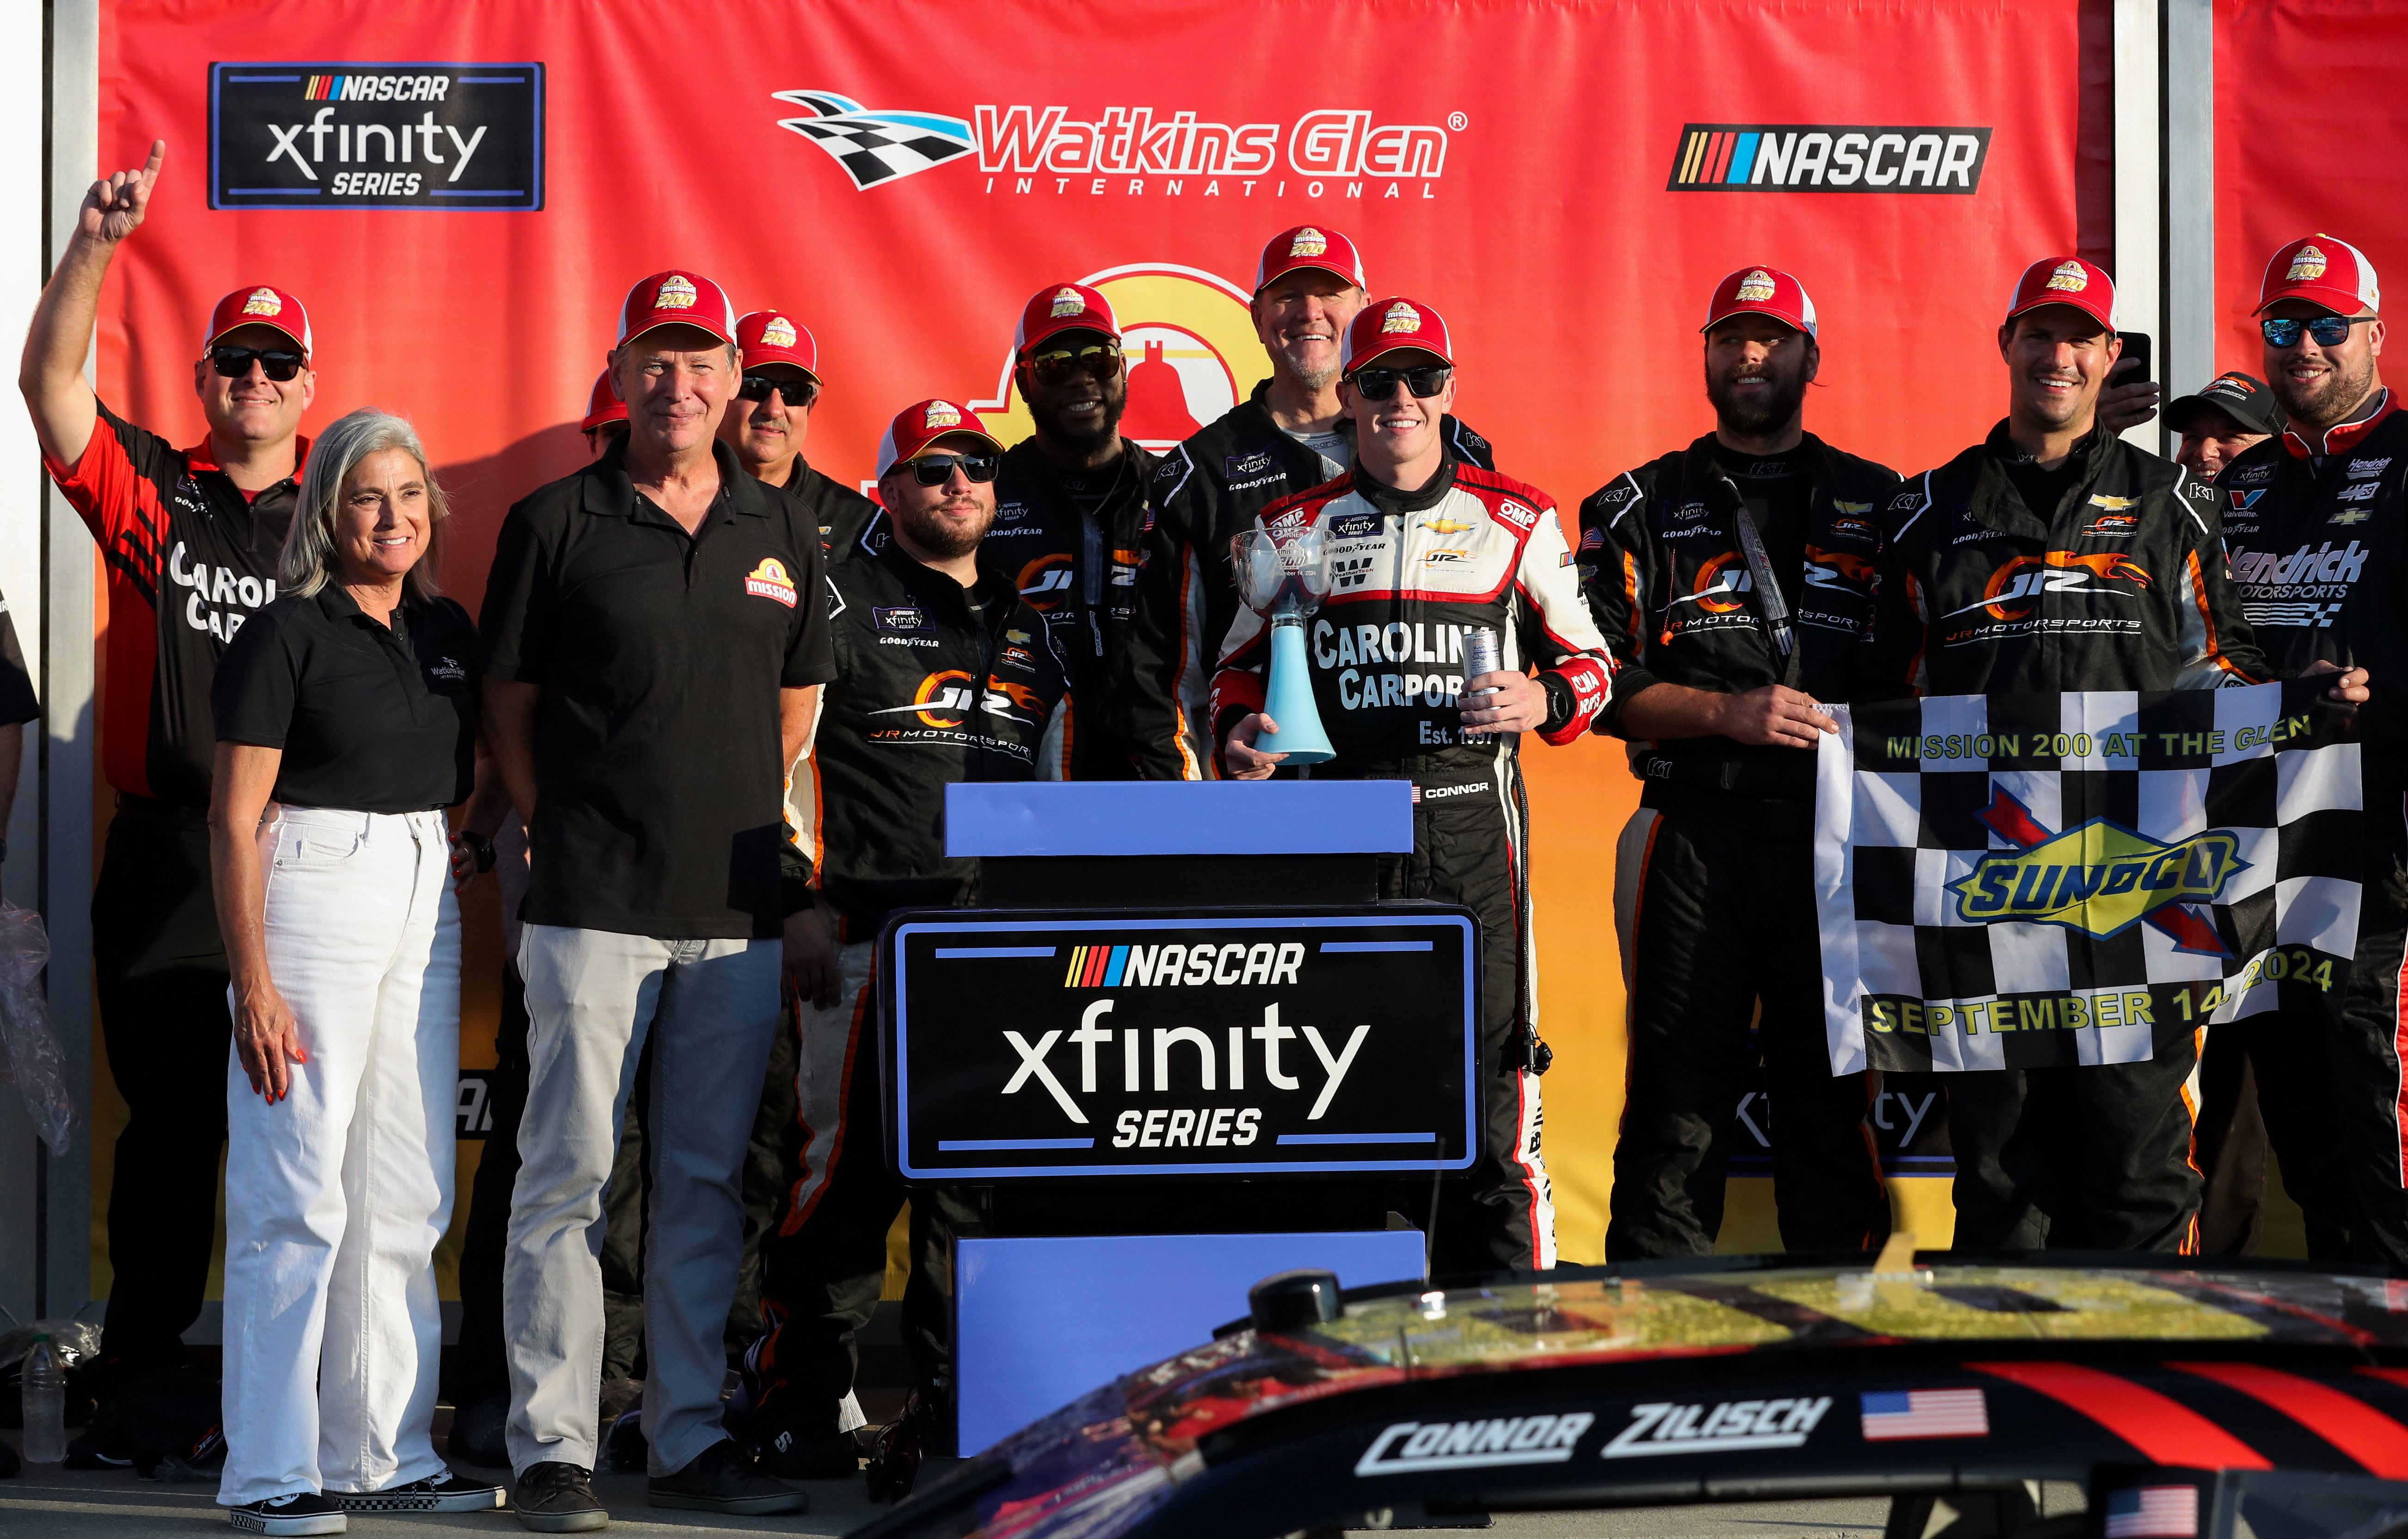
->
<box><xmin>1876</xmin><ymin>256</ymin><xmax>2349</xmax><ymax>1254</ymax></box>
<box><xmin>2213</xmin><ymin>234</ymin><xmax>2406</xmax><ymax>1268</ymax></box>
<box><xmin>719</xmin><ymin>308</ymin><xmax>881</xmax><ymax>562</ymax></box>
<box><xmin>1141</xmin><ymin>226</ymin><xmax>1497</xmax><ymax>773</ymax></box>
<box><xmin>990</xmin><ymin>281</ymin><xmax>1186</xmax><ymax>777</ymax></box>
<box><xmin>742</xmin><ymin>399</ymin><xmax>1069</xmax><ymax>1476</ymax></box>
<box><xmin>1578</xmin><ymin>266</ymin><xmax>1905</xmax><ymax>1259</ymax></box>
<box><xmin>1215</xmin><ymin>298</ymin><xmax>1613</xmax><ymax>1270</ymax></box>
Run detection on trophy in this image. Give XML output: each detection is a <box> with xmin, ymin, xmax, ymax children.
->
<box><xmin>1231</xmin><ymin>521</ymin><xmax>1337</xmax><ymax>764</ymax></box>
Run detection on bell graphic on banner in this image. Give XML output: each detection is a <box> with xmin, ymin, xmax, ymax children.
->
<box><xmin>1232</xmin><ymin>522</ymin><xmax>1337</xmax><ymax>765</ymax></box>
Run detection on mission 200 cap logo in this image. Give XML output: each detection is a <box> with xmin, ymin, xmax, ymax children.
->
<box><xmin>209</xmin><ymin>61</ymin><xmax>545</xmax><ymax>210</ymax></box>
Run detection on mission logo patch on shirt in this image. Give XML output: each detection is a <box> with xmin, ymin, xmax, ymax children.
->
<box><xmin>746</xmin><ymin>557</ymin><xmax>799</xmax><ymax>606</ymax></box>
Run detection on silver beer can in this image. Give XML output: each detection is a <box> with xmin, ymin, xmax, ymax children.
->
<box><xmin>1460</xmin><ymin>626</ymin><xmax>1501</xmax><ymax>740</ymax></box>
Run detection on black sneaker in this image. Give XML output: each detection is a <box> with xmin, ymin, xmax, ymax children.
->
<box><xmin>334</xmin><ymin>1472</ymin><xmax>508</xmax><ymax>1513</ymax></box>
<box><xmin>227</xmin><ymin>1492</ymin><xmax>348</xmax><ymax>1535</ymax></box>
<box><xmin>647</xmin><ymin>1439</ymin><xmax>808</xmax><ymax>1515</ymax></box>
<box><xmin>756</xmin><ymin>1426</ymin><xmax>862</xmax><ymax>1479</ymax></box>
<box><xmin>512</xmin><ymin>1461</ymin><xmax>607</xmax><ymax>1533</ymax></box>
<box><xmin>446</xmin><ymin>1392</ymin><xmax>510</xmax><ymax>1469</ymax></box>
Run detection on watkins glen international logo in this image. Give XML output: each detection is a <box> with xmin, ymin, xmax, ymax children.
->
<box><xmin>1668</xmin><ymin>124</ymin><xmax>1991</xmax><ymax>193</ymax></box>
<box><xmin>1948</xmin><ymin>789</ymin><xmax>2244</xmax><ymax>954</ymax></box>
<box><xmin>775</xmin><ymin>89</ymin><xmax>1459</xmax><ymax>199</ymax></box>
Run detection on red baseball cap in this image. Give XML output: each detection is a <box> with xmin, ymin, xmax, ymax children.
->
<box><xmin>1341</xmin><ymin>296</ymin><xmax>1455</xmax><ymax>375</ymax></box>
<box><xmin>876</xmin><ymin>398</ymin><xmax>1003</xmax><ymax>478</ymax></box>
<box><xmin>2257</xmin><ymin>234</ymin><xmax>2381</xmax><ymax>316</ymax></box>
<box><xmin>2004</xmin><ymin>256</ymin><xmax>2119</xmax><ymax>332</ymax></box>
<box><xmin>581</xmin><ymin>370</ymin><xmax>626</xmax><ymax>435</ymax></box>
<box><xmin>1702</xmin><ymin>265</ymin><xmax>1818</xmax><ymax>339</ymax></box>
<box><xmin>617</xmin><ymin>270</ymin><xmax>738</xmax><ymax>347</ymax></box>
<box><xmin>737</xmin><ymin>309</ymin><xmax>821</xmax><ymax>380</ymax></box>
<box><xmin>1255</xmin><ymin>225</ymin><xmax>1369</xmax><ymax>294</ymax></box>
<box><xmin>204</xmin><ymin>285</ymin><xmax>312</xmax><ymax>355</ymax></box>
<box><xmin>1014</xmin><ymin>282</ymin><xmax>1119</xmax><ymax>357</ymax></box>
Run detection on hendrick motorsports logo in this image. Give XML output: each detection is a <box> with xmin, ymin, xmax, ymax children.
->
<box><xmin>1947</xmin><ymin>788</ymin><xmax>2243</xmax><ymax>954</ymax></box>
<box><xmin>208</xmin><ymin>62</ymin><xmax>544</xmax><ymax>210</ymax></box>
<box><xmin>1669</xmin><ymin>124</ymin><xmax>1991</xmax><ymax>193</ymax></box>
<box><xmin>776</xmin><ymin>88</ymin><xmax>1457</xmax><ymax>199</ymax></box>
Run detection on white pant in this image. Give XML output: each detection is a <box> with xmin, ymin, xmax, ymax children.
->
<box><xmin>219</xmin><ymin>807</ymin><xmax>460</xmax><ymax>1506</ymax></box>
<box><xmin>505</xmin><ymin>925</ymin><xmax>782</xmax><ymax>1477</ymax></box>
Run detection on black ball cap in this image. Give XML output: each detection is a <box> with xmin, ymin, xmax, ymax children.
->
<box><xmin>1250</xmin><ymin>1269</ymin><xmax>1343</xmax><ymax>1332</ymax></box>
<box><xmin>2166</xmin><ymin>370</ymin><xmax>2285</xmax><ymax>437</ymax></box>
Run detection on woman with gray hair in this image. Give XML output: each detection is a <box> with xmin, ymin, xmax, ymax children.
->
<box><xmin>207</xmin><ymin>408</ymin><xmax>501</xmax><ymax>1534</ymax></box>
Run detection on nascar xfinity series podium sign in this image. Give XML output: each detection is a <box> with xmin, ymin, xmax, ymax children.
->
<box><xmin>1814</xmin><ymin>680</ymin><xmax>2362</xmax><ymax>1074</ymax></box>
<box><xmin>884</xmin><ymin>911</ymin><xmax>1477</xmax><ymax>1179</ymax></box>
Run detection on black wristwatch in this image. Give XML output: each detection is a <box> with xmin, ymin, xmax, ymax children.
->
<box><xmin>453</xmin><ymin>830</ymin><xmax>495</xmax><ymax>873</ymax></box>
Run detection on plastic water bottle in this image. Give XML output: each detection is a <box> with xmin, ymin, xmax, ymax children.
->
<box><xmin>21</xmin><ymin>1334</ymin><xmax>66</xmax><ymax>1463</ymax></box>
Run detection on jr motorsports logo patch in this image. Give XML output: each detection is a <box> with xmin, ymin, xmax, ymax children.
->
<box><xmin>1668</xmin><ymin>124</ymin><xmax>1991</xmax><ymax>193</ymax></box>
<box><xmin>209</xmin><ymin>62</ymin><xmax>544</xmax><ymax>209</ymax></box>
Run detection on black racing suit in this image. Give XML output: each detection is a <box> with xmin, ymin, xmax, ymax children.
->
<box><xmin>1143</xmin><ymin>383</ymin><xmax>1494</xmax><ymax>776</ymax></box>
<box><xmin>748</xmin><ymin>538</ymin><xmax>1072</xmax><ymax>1452</ymax></box>
<box><xmin>774</xmin><ymin>454</ymin><xmax>883</xmax><ymax>564</ymax></box>
<box><xmin>1881</xmin><ymin>422</ymin><xmax>2267</xmax><ymax>1252</ymax></box>
<box><xmin>2215</xmin><ymin>392</ymin><xmax>2408</xmax><ymax>1269</ymax></box>
<box><xmin>1210</xmin><ymin>453</ymin><xmax>1613</xmax><ymax>1272</ymax></box>
<box><xmin>991</xmin><ymin>437</ymin><xmax>1190</xmax><ymax>779</ymax></box>
<box><xmin>1577</xmin><ymin>432</ymin><xmax>1907</xmax><ymax>1259</ymax></box>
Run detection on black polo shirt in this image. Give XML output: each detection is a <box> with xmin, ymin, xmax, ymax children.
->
<box><xmin>480</xmin><ymin>438</ymin><xmax>836</xmax><ymax>940</ymax></box>
<box><xmin>212</xmin><ymin>587</ymin><xmax>480</xmax><ymax>812</ymax></box>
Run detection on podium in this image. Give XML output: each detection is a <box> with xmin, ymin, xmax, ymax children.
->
<box><xmin>880</xmin><ymin>781</ymin><xmax>1479</xmax><ymax>1452</ymax></box>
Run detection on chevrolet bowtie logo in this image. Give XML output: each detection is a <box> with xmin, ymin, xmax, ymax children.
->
<box><xmin>1947</xmin><ymin>788</ymin><xmax>2243</xmax><ymax>954</ymax></box>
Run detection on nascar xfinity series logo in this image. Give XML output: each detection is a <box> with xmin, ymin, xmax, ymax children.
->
<box><xmin>208</xmin><ymin>62</ymin><xmax>544</xmax><ymax>209</ymax></box>
<box><xmin>1669</xmin><ymin>124</ymin><xmax>1992</xmax><ymax>193</ymax></box>
<box><xmin>775</xmin><ymin>89</ymin><xmax>1458</xmax><ymax>198</ymax></box>
<box><xmin>1947</xmin><ymin>788</ymin><xmax>2243</xmax><ymax>954</ymax></box>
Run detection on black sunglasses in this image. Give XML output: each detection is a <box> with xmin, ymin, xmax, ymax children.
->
<box><xmin>208</xmin><ymin>345</ymin><xmax>306</xmax><ymax>382</ymax></box>
<box><xmin>903</xmin><ymin>452</ymin><xmax>1000</xmax><ymax>486</ymax></box>
<box><xmin>1349</xmin><ymin>364</ymin><xmax>1453</xmax><ymax>401</ymax></box>
<box><xmin>738</xmin><ymin>373</ymin><xmax>820</xmax><ymax>407</ymax></box>
<box><xmin>2261</xmin><ymin>315</ymin><xmax>2375</xmax><ymax>348</ymax></box>
<box><xmin>1026</xmin><ymin>342</ymin><xmax>1123</xmax><ymax>388</ymax></box>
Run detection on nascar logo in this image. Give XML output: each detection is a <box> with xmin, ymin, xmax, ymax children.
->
<box><xmin>1947</xmin><ymin>788</ymin><xmax>2243</xmax><ymax>953</ymax></box>
<box><xmin>1668</xmin><ymin>124</ymin><xmax>1990</xmax><ymax>194</ymax></box>
<box><xmin>1063</xmin><ymin>942</ymin><xmax>1305</xmax><ymax>988</ymax></box>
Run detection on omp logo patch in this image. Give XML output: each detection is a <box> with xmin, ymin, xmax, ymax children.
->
<box><xmin>1947</xmin><ymin>788</ymin><xmax>2246</xmax><ymax>954</ymax></box>
<box><xmin>1668</xmin><ymin>125</ymin><xmax>1990</xmax><ymax>194</ymax></box>
<box><xmin>210</xmin><ymin>61</ymin><xmax>544</xmax><ymax>210</ymax></box>
<box><xmin>1604</xmin><ymin>1398</ymin><xmax>1833</xmax><ymax>1457</ymax></box>
<box><xmin>1945</xmin><ymin>550</ymin><xmax>2151</xmax><ymax>622</ymax></box>
<box><xmin>745</xmin><ymin>557</ymin><xmax>799</xmax><ymax>607</ymax></box>
<box><xmin>1356</xmin><ymin>1414</ymin><xmax>1595</xmax><ymax>1476</ymax></box>
<box><xmin>1491</xmin><ymin>500</ymin><xmax>1540</xmax><ymax>532</ymax></box>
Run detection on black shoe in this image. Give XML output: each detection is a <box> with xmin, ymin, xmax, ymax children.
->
<box><xmin>513</xmin><ymin>1462</ymin><xmax>607</xmax><ymax>1533</ymax></box>
<box><xmin>648</xmin><ymin>1439</ymin><xmax>808</xmax><ymax>1515</ymax></box>
<box><xmin>334</xmin><ymin>1472</ymin><xmax>508</xmax><ymax>1513</ymax></box>
<box><xmin>446</xmin><ymin>1392</ymin><xmax>510</xmax><ymax>1469</ymax></box>
<box><xmin>227</xmin><ymin>1492</ymin><xmax>348</xmax><ymax>1535</ymax></box>
<box><xmin>756</xmin><ymin>1427</ymin><xmax>861</xmax><ymax>1479</ymax></box>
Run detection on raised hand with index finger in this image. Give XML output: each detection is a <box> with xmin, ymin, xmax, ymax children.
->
<box><xmin>82</xmin><ymin>139</ymin><xmax>165</xmax><ymax>245</ymax></box>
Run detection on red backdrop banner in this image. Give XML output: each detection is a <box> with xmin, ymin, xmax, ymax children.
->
<box><xmin>94</xmin><ymin>0</ymin><xmax>2106</xmax><ymax>1269</ymax></box>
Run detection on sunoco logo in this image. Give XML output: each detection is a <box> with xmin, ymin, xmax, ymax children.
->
<box><xmin>1947</xmin><ymin>788</ymin><xmax>2243</xmax><ymax>954</ymax></box>
<box><xmin>1669</xmin><ymin>124</ymin><xmax>1990</xmax><ymax>194</ymax></box>
<box><xmin>208</xmin><ymin>62</ymin><xmax>544</xmax><ymax>210</ymax></box>
<box><xmin>776</xmin><ymin>89</ymin><xmax>1458</xmax><ymax>200</ymax></box>
<box><xmin>1357</xmin><ymin>1415</ymin><xmax>1595</xmax><ymax>1476</ymax></box>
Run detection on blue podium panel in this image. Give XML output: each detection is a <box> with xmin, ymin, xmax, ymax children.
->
<box><xmin>943</xmin><ymin>781</ymin><xmax>1415</xmax><ymax>858</ymax></box>
<box><xmin>954</xmin><ymin>1230</ymin><xmax>1426</xmax><ymax>1455</ymax></box>
<box><xmin>887</xmin><ymin>910</ymin><xmax>1478</xmax><ymax>1179</ymax></box>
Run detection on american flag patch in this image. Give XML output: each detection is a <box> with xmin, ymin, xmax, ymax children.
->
<box><xmin>2104</xmin><ymin>1485</ymin><xmax>2199</xmax><ymax>1539</ymax></box>
<box><xmin>1579</xmin><ymin>526</ymin><xmax>1605</xmax><ymax>550</ymax></box>
<box><xmin>1858</xmin><ymin>1389</ymin><xmax>1988</xmax><ymax>1441</ymax></box>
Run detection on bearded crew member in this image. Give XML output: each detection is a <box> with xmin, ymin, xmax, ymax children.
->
<box><xmin>18</xmin><ymin>140</ymin><xmax>321</xmax><ymax>1405</ymax></box>
<box><xmin>991</xmin><ymin>282</ymin><xmax>1187</xmax><ymax>778</ymax></box>
<box><xmin>1579</xmin><ymin>266</ymin><xmax>1904</xmax><ymax>1260</ymax></box>
<box><xmin>1878</xmin><ymin>256</ymin><xmax>2336</xmax><ymax>1252</ymax></box>
<box><xmin>2215</xmin><ymin>234</ymin><xmax>2408</xmax><ymax>1268</ymax></box>
<box><xmin>719</xmin><ymin>308</ymin><xmax>881</xmax><ymax>562</ymax></box>
<box><xmin>1213</xmin><ymin>299</ymin><xmax>1613</xmax><ymax>1270</ymax></box>
<box><xmin>1143</xmin><ymin>225</ymin><xmax>1497</xmax><ymax>774</ymax></box>
<box><xmin>744</xmin><ymin>399</ymin><xmax>1070</xmax><ymax>1475</ymax></box>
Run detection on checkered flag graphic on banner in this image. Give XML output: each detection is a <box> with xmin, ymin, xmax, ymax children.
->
<box><xmin>1814</xmin><ymin>679</ymin><xmax>2362</xmax><ymax>1074</ymax></box>
<box><xmin>771</xmin><ymin>91</ymin><xmax>978</xmax><ymax>190</ymax></box>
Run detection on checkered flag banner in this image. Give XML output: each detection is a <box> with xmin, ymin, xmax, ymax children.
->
<box><xmin>770</xmin><ymin>91</ymin><xmax>978</xmax><ymax>190</ymax></box>
<box><xmin>1814</xmin><ymin>679</ymin><xmax>2362</xmax><ymax>1074</ymax></box>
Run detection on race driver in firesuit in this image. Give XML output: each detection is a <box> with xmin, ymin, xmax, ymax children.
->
<box><xmin>1578</xmin><ymin>265</ymin><xmax>1906</xmax><ymax>1261</ymax></box>
<box><xmin>2214</xmin><ymin>233</ymin><xmax>2408</xmax><ymax>1270</ymax></box>
<box><xmin>1878</xmin><ymin>256</ymin><xmax>2364</xmax><ymax>1253</ymax></box>
<box><xmin>1213</xmin><ymin>298</ymin><xmax>1613</xmax><ymax>1270</ymax></box>
<box><xmin>1142</xmin><ymin>224</ymin><xmax>1497</xmax><ymax>775</ymax></box>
